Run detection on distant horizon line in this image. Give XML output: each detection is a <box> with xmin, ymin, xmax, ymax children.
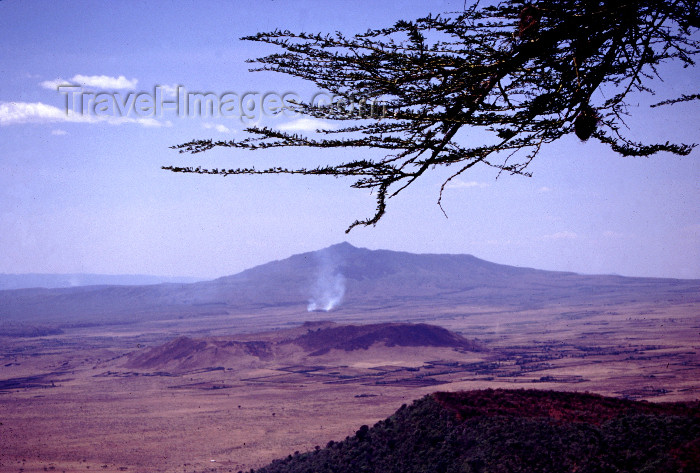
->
<box><xmin>2</xmin><ymin>242</ymin><xmax>698</xmax><ymax>284</ymax></box>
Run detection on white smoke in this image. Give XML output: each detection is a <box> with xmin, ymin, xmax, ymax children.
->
<box><xmin>307</xmin><ymin>248</ymin><xmax>346</xmax><ymax>312</ymax></box>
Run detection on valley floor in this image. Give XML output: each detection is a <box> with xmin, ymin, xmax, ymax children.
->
<box><xmin>1</xmin><ymin>299</ymin><xmax>698</xmax><ymax>473</ymax></box>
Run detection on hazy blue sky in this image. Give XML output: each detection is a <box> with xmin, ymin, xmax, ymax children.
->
<box><xmin>1</xmin><ymin>0</ymin><xmax>698</xmax><ymax>279</ymax></box>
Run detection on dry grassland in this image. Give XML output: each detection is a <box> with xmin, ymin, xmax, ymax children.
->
<box><xmin>1</xmin><ymin>299</ymin><xmax>698</xmax><ymax>473</ymax></box>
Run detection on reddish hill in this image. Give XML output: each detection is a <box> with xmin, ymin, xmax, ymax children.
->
<box><xmin>125</xmin><ymin>322</ymin><xmax>480</xmax><ymax>370</ymax></box>
<box><xmin>290</xmin><ymin>322</ymin><xmax>481</xmax><ymax>355</ymax></box>
<box><xmin>126</xmin><ymin>336</ymin><xmax>274</xmax><ymax>370</ymax></box>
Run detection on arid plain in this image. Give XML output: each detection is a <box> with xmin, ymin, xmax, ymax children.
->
<box><xmin>1</xmin><ymin>244</ymin><xmax>699</xmax><ymax>473</ymax></box>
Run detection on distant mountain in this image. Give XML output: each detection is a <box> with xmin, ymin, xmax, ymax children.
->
<box><xmin>255</xmin><ymin>389</ymin><xmax>700</xmax><ymax>473</ymax></box>
<box><xmin>0</xmin><ymin>273</ymin><xmax>203</xmax><ymax>290</ymax></box>
<box><xmin>0</xmin><ymin>242</ymin><xmax>698</xmax><ymax>328</ymax></box>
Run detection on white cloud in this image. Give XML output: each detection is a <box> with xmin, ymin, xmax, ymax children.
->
<box><xmin>277</xmin><ymin>117</ymin><xmax>336</xmax><ymax>132</ymax></box>
<box><xmin>537</xmin><ymin>186</ymin><xmax>552</xmax><ymax>193</ymax></box>
<box><xmin>0</xmin><ymin>101</ymin><xmax>170</xmax><ymax>128</ymax></box>
<box><xmin>51</xmin><ymin>129</ymin><xmax>68</xmax><ymax>135</ymax></box>
<box><xmin>1</xmin><ymin>102</ymin><xmax>75</xmax><ymax>124</ymax></box>
<box><xmin>136</xmin><ymin>117</ymin><xmax>171</xmax><ymax>128</ymax></box>
<box><xmin>444</xmin><ymin>179</ymin><xmax>491</xmax><ymax>189</ymax></box>
<box><xmin>203</xmin><ymin>123</ymin><xmax>233</xmax><ymax>133</ymax></box>
<box><xmin>40</xmin><ymin>79</ymin><xmax>71</xmax><ymax>90</ymax></box>
<box><xmin>40</xmin><ymin>74</ymin><xmax>138</xmax><ymax>90</ymax></box>
<box><xmin>542</xmin><ymin>231</ymin><xmax>578</xmax><ymax>240</ymax></box>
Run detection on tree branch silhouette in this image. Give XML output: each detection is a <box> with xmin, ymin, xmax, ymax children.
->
<box><xmin>165</xmin><ymin>0</ymin><xmax>699</xmax><ymax>232</ymax></box>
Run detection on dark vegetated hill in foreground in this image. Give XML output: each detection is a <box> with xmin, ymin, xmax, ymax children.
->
<box><xmin>255</xmin><ymin>389</ymin><xmax>700</xmax><ymax>473</ymax></box>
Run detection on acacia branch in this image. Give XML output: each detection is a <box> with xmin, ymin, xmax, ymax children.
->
<box><xmin>166</xmin><ymin>0</ymin><xmax>699</xmax><ymax>231</ymax></box>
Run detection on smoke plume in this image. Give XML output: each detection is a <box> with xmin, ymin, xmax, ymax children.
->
<box><xmin>307</xmin><ymin>248</ymin><xmax>345</xmax><ymax>312</ymax></box>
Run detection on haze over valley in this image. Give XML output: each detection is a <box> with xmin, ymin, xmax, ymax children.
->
<box><xmin>1</xmin><ymin>244</ymin><xmax>698</xmax><ymax>472</ymax></box>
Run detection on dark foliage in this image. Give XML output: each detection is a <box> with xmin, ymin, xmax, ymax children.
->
<box><xmin>253</xmin><ymin>389</ymin><xmax>700</xmax><ymax>473</ymax></box>
<box><xmin>574</xmin><ymin>104</ymin><xmax>599</xmax><ymax>141</ymax></box>
<box><xmin>166</xmin><ymin>0</ymin><xmax>699</xmax><ymax>231</ymax></box>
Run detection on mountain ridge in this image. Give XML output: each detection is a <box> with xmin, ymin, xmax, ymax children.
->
<box><xmin>0</xmin><ymin>273</ymin><xmax>203</xmax><ymax>290</ymax></box>
<box><xmin>0</xmin><ymin>243</ymin><xmax>697</xmax><ymax>329</ymax></box>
